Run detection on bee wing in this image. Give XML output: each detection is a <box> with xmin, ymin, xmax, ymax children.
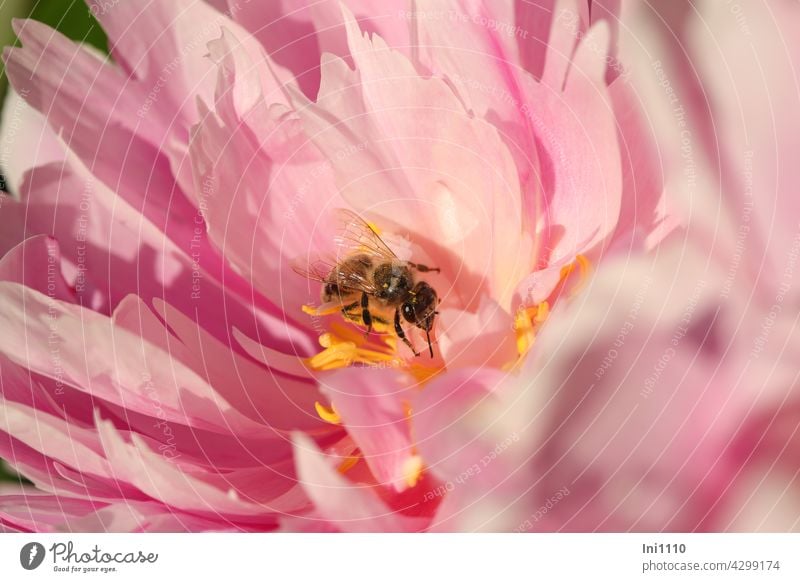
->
<box><xmin>291</xmin><ymin>257</ymin><xmax>334</xmax><ymax>284</ymax></box>
<box><xmin>291</xmin><ymin>253</ymin><xmax>380</xmax><ymax>294</ymax></box>
<box><xmin>333</xmin><ymin>208</ymin><xmax>399</xmax><ymax>261</ymax></box>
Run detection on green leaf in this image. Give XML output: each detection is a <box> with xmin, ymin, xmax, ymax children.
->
<box><xmin>30</xmin><ymin>0</ymin><xmax>108</xmax><ymax>52</ymax></box>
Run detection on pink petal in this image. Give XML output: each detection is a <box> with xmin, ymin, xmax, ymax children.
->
<box><xmin>292</xmin><ymin>5</ymin><xmax>533</xmax><ymax>310</ymax></box>
<box><xmin>414</xmin><ymin>0</ymin><xmax>541</xmax><ymax>220</ymax></box>
<box><xmin>0</xmin><ymin>282</ymin><xmax>268</xmax><ymax>437</ymax></box>
<box><xmin>531</xmin><ymin>22</ymin><xmax>622</xmax><ymax>264</ymax></box>
<box><xmin>7</xmin><ymin>157</ymin><xmax>314</xmax><ymax>356</ymax></box>
<box><xmin>94</xmin><ymin>0</ymin><xmax>291</xmax><ymax>132</ymax></box>
<box><xmin>516</xmin><ymin>0</ymin><xmax>582</xmax><ymax>82</ymax></box>
<box><xmin>3</xmin><ymin>20</ymin><xmax>187</xmax><ymax>206</ymax></box>
<box><xmin>0</xmin><ymin>400</ymin><xmax>111</xmax><ymax>480</ymax></box>
<box><xmin>0</xmin><ymin>493</ymin><xmax>237</xmax><ymax>532</ymax></box>
<box><xmin>512</xmin><ymin>250</ymin><xmax>750</xmax><ymax>531</ymax></box>
<box><xmin>409</xmin><ymin>367</ymin><xmax>532</xmax><ymax>531</ymax></box>
<box><xmin>228</xmin><ymin>0</ymin><xmax>412</xmax><ymax>97</ymax></box>
<box><xmin>689</xmin><ymin>1</ymin><xmax>800</xmax><ymax>289</ymax></box>
<box><xmin>0</xmin><ymin>236</ymin><xmax>74</xmax><ymax>302</ymax></box>
<box><xmin>0</xmin><ymin>88</ymin><xmax>64</xmax><ymax>196</ymax></box>
<box><xmin>608</xmin><ymin>77</ymin><xmax>677</xmax><ymax>251</ymax></box>
<box><xmin>189</xmin><ymin>32</ymin><xmax>344</xmax><ymax>315</ymax></box>
<box><xmin>322</xmin><ymin>368</ymin><xmax>417</xmax><ymax>492</ymax></box>
<box><xmin>152</xmin><ymin>298</ymin><xmax>329</xmax><ymax>433</ymax></box>
<box><xmin>437</xmin><ymin>295</ymin><xmax>518</xmax><ymax>370</ymax></box>
<box><xmin>293</xmin><ymin>433</ymin><xmax>427</xmax><ymax>532</ymax></box>
<box><xmin>95</xmin><ymin>412</ymin><xmax>306</xmax><ymax>518</ymax></box>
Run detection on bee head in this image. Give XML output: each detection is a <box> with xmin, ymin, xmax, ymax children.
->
<box><xmin>402</xmin><ymin>281</ymin><xmax>438</xmax><ymax>331</ymax></box>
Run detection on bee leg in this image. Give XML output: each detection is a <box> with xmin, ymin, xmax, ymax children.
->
<box><xmin>394</xmin><ymin>308</ymin><xmax>420</xmax><ymax>357</ymax></box>
<box><xmin>341</xmin><ymin>301</ymin><xmax>359</xmax><ymax>313</ymax></box>
<box><xmin>409</xmin><ymin>262</ymin><xmax>440</xmax><ymax>273</ymax></box>
<box><xmin>361</xmin><ymin>291</ymin><xmax>373</xmax><ymax>335</ymax></box>
<box><xmin>425</xmin><ymin>327</ymin><xmax>434</xmax><ymax>358</ymax></box>
<box><xmin>341</xmin><ymin>301</ymin><xmax>360</xmax><ymax>322</ymax></box>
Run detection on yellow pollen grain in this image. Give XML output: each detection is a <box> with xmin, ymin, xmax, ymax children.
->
<box><xmin>402</xmin><ymin>455</ymin><xmax>424</xmax><ymax>488</ymax></box>
<box><xmin>314</xmin><ymin>401</ymin><xmax>341</xmax><ymax>425</ymax></box>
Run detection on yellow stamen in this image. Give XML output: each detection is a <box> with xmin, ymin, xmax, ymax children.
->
<box><xmin>513</xmin><ymin>254</ymin><xmax>592</xmax><ymax>357</ymax></box>
<box><xmin>337</xmin><ymin>455</ymin><xmax>360</xmax><ymax>474</ymax></box>
<box><xmin>559</xmin><ymin>254</ymin><xmax>592</xmax><ymax>297</ymax></box>
<box><xmin>314</xmin><ymin>401</ymin><xmax>341</xmax><ymax>425</ymax></box>
<box><xmin>402</xmin><ymin>455</ymin><xmax>424</xmax><ymax>488</ymax></box>
<box><xmin>514</xmin><ymin>301</ymin><xmax>550</xmax><ymax>356</ymax></box>
<box><xmin>304</xmin><ymin>323</ymin><xmax>438</xmax><ymax>384</ymax></box>
<box><xmin>302</xmin><ymin>303</ymin><xmax>342</xmax><ymax>317</ymax></box>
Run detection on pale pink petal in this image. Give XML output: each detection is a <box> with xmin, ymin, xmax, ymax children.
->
<box><xmin>511</xmin><ymin>249</ymin><xmax>750</xmax><ymax>531</ymax></box>
<box><xmin>3</xmin><ymin>20</ymin><xmax>186</xmax><ymax>207</ymax></box>
<box><xmin>532</xmin><ymin>22</ymin><xmax>622</xmax><ymax>264</ymax></box>
<box><xmin>94</xmin><ymin>0</ymin><xmax>291</xmax><ymax>133</ymax></box>
<box><xmin>189</xmin><ymin>29</ymin><xmax>344</xmax><ymax>315</ymax></box>
<box><xmin>0</xmin><ymin>493</ymin><xmax>239</xmax><ymax>532</ymax></box>
<box><xmin>688</xmin><ymin>1</ymin><xmax>800</xmax><ymax>288</ymax></box>
<box><xmin>321</xmin><ymin>368</ymin><xmax>417</xmax><ymax>492</ymax></box>
<box><xmin>228</xmin><ymin>0</ymin><xmax>411</xmax><ymax>97</ymax></box>
<box><xmin>437</xmin><ymin>295</ymin><xmax>518</xmax><ymax>370</ymax></box>
<box><xmin>292</xmin><ymin>5</ymin><xmax>533</xmax><ymax>310</ymax></box>
<box><xmin>410</xmin><ymin>367</ymin><xmax>528</xmax><ymax>531</ymax></box>
<box><xmin>608</xmin><ymin>78</ymin><xmax>677</xmax><ymax>251</ymax></box>
<box><xmin>0</xmin><ymin>87</ymin><xmax>64</xmax><ymax>196</ymax></box>
<box><xmin>232</xmin><ymin>327</ymin><xmax>315</xmax><ymax>380</ymax></box>
<box><xmin>0</xmin><ymin>282</ymin><xmax>269</xmax><ymax>437</ymax></box>
<box><xmin>0</xmin><ymin>400</ymin><xmax>110</xmax><ymax>478</ymax></box>
<box><xmin>95</xmin><ymin>412</ymin><xmax>306</xmax><ymax>518</ymax></box>
<box><xmin>152</xmin><ymin>298</ymin><xmax>329</xmax><ymax>433</ymax></box>
<box><xmin>293</xmin><ymin>433</ymin><xmax>427</xmax><ymax>532</ymax></box>
<box><xmin>9</xmin><ymin>157</ymin><xmax>314</xmax><ymax>355</ymax></box>
<box><xmin>414</xmin><ymin>0</ymin><xmax>541</xmax><ymax>226</ymax></box>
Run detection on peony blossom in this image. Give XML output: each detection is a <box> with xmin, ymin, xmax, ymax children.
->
<box><xmin>6</xmin><ymin>0</ymin><xmax>793</xmax><ymax>534</ymax></box>
<box><xmin>412</xmin><ymin>0</ymin><xmax>800</xmax><ymax>532</ymax></box>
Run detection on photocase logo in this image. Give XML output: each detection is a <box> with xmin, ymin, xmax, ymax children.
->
<box><xmin>20</xmin><ymin>542</ymin><xmax>46</xmax><ymax>570</ymax></box>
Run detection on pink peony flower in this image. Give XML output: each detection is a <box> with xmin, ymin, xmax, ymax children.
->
<box><xmin>0</xmin><ymin>0</ymin><xmax>675</xmax><ymax>532</ymax></box>
<box><xmin>413</xmin><ymin>0</ymin><xmax>800</xmax><ymax>532</ymax></box>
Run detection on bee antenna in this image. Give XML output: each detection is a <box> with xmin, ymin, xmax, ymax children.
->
<box><xmin>426</xmin><ymin>328</ymin><xmax>433</xmax><ymax>358</ymax></box>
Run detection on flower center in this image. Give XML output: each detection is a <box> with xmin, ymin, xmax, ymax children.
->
<box><xmin>302</xmin><ymin>254</ymin><xmax>592</xmax><ymax>487</ymax></box>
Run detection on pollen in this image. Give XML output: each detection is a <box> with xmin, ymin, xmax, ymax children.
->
<box><xmin>514</xmin><ymin>301</ymin><xmax>550</xmax><ymax>356</ymax></box>
<box><xmin>303</xmin><ymin>322</ymin><xmax>440</xmax><ymax>384</ymax></box>
<box><xmin>305</xmin><ymin>323</ymin><xmax>397</xmax><ymax>372</ymax></box>
<box><xmin>302</xmin><ymin>303</ymin><xmax>343</xmax><ymax>317</ymax></box>
<box><xmin>402</xmin><ymin>454</ymin><xmax>424</xmax><ymax>488</ymax></box>
<box><xmin>559</xmin><ymin>254</ymin><xmax>592</xmax><ymax>297</ymax></box>
<box><xmin>315</xmin><ymin>401</ymin><xmax>342</xmax><ymax>424</ymax></box>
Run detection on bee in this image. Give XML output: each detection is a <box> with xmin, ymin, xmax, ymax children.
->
<box><xmin>294</xmin><ymin>209</ymin><xmax>440</xmax><ymax>357</ymax></box>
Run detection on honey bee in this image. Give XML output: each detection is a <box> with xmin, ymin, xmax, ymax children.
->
<box><xmin>294</xmin><ymin>209</ymin><xmax>440</xmax><ymax>357</ymax></box>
